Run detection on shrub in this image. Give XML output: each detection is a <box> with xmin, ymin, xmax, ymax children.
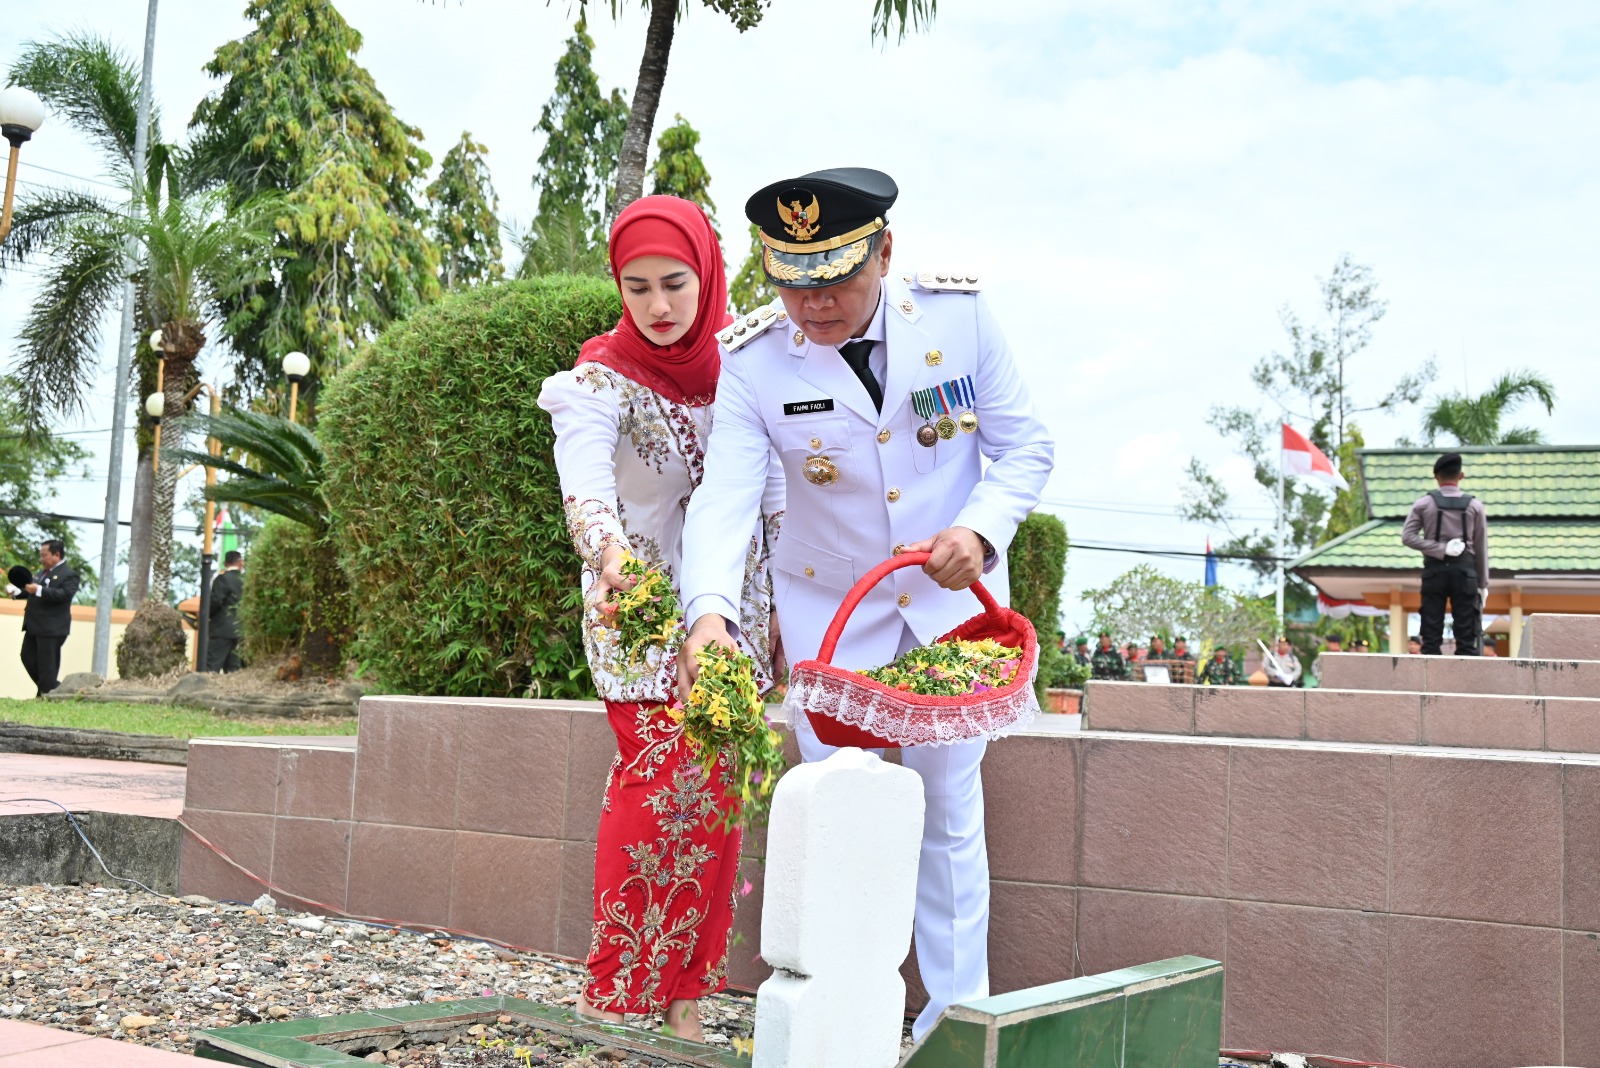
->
<box><xmin>239</xmin><ymin>514</ymin><xmax>316</xmax><ymax>660</ymax></box>
<box><xmin>319</xmin><ymin>274</ymin><xmax>621</xmax><ymax>697</ymax></box>
<box><xmin>116</xmin><ymin>602</ymin><xmax>189</xmax><ymax>679</ymax></box>
<box><xmin>1007</xmin><ymin>511</ymin><xmax>1069</xmax><ymax>700</ymax></box>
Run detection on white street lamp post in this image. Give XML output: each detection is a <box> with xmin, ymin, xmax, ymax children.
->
<box><xmin>0</xmin><ymin>85</ymin><xmax>45</xmax><ymax>246</ymax></box>
<box><xmin>282</xmin><ymin>351</ymin><xmax>310</xmax><ymax>423</ymax></box>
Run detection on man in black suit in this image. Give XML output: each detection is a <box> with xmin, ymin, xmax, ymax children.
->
<box><xmin>206</xmin><ymin>550</ymin><xmax>245</xmax><ymax>673</ymax></box>
<box><xmin>15</xmin><ymin>539</ymin><xmax>79</xmax><ymax>696</ymax></box>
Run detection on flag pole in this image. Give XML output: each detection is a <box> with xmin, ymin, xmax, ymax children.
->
<box><xmin>1275</xmin><ymin>421</ymin><xmax>1286</xmax><ymax>634</ymax></box>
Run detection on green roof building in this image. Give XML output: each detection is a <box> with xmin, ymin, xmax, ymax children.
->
<box><xmin>1288</xmin><ymin>445</ymin><xmax>1600</xmax><ymax>655</ymax></box>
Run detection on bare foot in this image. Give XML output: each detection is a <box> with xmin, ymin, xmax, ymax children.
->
<box><xmin>574</xmin><ymin>994</ymin><xmax>623</xmax><ymax>1025</ymax></box>
<box><xmin>663</xmin><ymin>999</ymin><xmax>704</xmax><ymax>1041</ymax></box>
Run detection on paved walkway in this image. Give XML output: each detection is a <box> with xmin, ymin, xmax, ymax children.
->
<box><xmin>0</xmin><ymin>753</ymin><xmax>185</xmax><ymax>819</ymax></box>
<box><xmin>0</xmin><ymin>1020</ymin><xmax>197</xmax><ymax>1065</ymax></box>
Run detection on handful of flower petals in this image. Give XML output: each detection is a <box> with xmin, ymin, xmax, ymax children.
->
<box><xmin>675</xmin><ymin>643</ymin><xmax>788</xmax><ymax>829</ymax></box>
<box><xmin>598</xmin><ymin>552</ymin><xmax>683</xmax><ymax>678</ymax></box>
<box><xmin>858</xmin><ymin>637</ymin><xmax>1023</xmax><ymax>696</ymax></box>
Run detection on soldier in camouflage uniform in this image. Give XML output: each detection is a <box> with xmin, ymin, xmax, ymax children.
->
<box><xmin>1198</xmin><ymin>647</ymin><xmax>1243</xmax><ymax>686</ymax></box>
<box><xmin>1091</xmin><ymin>631</ymin><xmax>1125</xmax><ymax>680</ymax></box>
<box><xmin>1072</xmin><ymin>636</ymin><xmax>1092</xmax><ymax>666</ymax></box>
<box><xmin>1170</xmin><ymin>636</ymin><xmax>1196</xmax><ymax>665</ymax></box>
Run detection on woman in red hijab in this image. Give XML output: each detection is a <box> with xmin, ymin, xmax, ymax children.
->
<box><xmin>538</xmin><ymin>197</ymin><xmax>782</xmax><ymax>1039</ymax></box>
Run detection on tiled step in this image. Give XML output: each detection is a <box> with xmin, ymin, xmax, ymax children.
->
<box><xmin>1083</xmin><ymin>680</ymin><xmax>1600</xmax><ymax>753</ymax></box>
<box><xmin>0</xmin><ymin>1018</ymin><xmax>198</xmax><ymax>1064</ymax></box>
<box><xmin>1525</xmin><ymin>612</ymin><xmax>1600</xmax><ymax>661</ymax></box>
<box><xmin>1316</xmin><ymin>651</ymin><xmax>1600</xmax><ymax>698</ymax></box>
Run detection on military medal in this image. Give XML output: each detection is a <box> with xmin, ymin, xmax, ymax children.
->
<box><xmin>803</xmin><ymin>455</ymin><xmax>840</xmax><ymax>485</ymax></box>
<box><xmin>932</xmin><ymin>384</ymin><xmax>958</xmax><ymax>440</ymax></box>
<box><xmin>911</xmin><ymin>388</ymin><xmax>939</xmax><ymax>447</ymax></box>
<box><xmin>951</xmin><ymin>375</ymin><xmax>979</xmax><ymax>433</ymax></box>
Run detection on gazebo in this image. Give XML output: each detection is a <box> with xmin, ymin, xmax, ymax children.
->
<box><xmin>1288</xmin><ymin>445</ymin><xmax>1600</xmax><ymax>655</ymax></box>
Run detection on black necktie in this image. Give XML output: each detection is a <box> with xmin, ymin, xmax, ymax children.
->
<box><xmin>839</xmin><ymin>339</ymin><xmax>882</xmax><ymax>412</ymax></box>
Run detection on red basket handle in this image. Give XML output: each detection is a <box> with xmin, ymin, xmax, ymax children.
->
<box><xmin>815</xmin><ymin>551</ymin><xmax>1003</xmax><ymax>665</ymax></box>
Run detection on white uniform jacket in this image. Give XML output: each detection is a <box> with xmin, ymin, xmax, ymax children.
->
<box><xmin>682</xmin><ymin>272</ymin><xmax>1055</xmax><ymax>674</ymax></box>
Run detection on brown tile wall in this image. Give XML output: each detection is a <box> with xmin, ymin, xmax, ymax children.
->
<box><xmin>180</xmin><ymin>702</ymin><xmax>1600</xmax><ymax>1066</ymax></box>
<box><xmin>1317</xmin><ymin>649</ymin><xmax>1600</xmax><ymax>700</ymax></box>
<box><xmin>1526</xmin><ymin>613</ymin><xmax>1600</xmax><ymax>662</ymax></box>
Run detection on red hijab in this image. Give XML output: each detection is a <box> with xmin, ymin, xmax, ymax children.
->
<box><xmin>576</xmin><ymin>196</ymin><xmax>731</xmax><ymax>406</ymax></box>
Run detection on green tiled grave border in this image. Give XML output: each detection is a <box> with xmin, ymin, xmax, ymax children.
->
<box><xmin>900</xmin><ymin>955</ymin><xmax>1223</xmax><ymax>1068</ymax></box>
<box><xmin>193</xmin><ymin>995</ymin><xmax>750</xmax><ymax>1067</ymax></box>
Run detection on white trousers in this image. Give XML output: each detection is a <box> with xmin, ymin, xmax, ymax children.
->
<box><xmin>793</xmin><ymin>624</ymin><xmax>991</xmax><ymax>1041</ymax></box>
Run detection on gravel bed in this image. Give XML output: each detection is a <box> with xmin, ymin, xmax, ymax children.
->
<box><xmin>0</xmin><ymin>882</ymin><xmax>755</xmax><ymax>1065</ymax></box>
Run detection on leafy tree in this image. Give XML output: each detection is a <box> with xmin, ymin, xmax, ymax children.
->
<box><xmin>1181</xmin><ymin>256</ymin><xmax>1434</xmax><ymax>586</ymax></box>
<box><xmin>1007</xmin><ymin>511</ymin><xmax>1068</xmax><ymax>700</ymax></box>
<box><xmin>727</xmin><ymin>224</ymin><xmax>775</xmax><ymax>312</ymax></box>
<box><xmin>1084</xmin><ymin>565</ymin><xmax>1276</xmax><ymax>656</ymax></box>
<box><xmin>189</xmin><ymin>0</ymin><xmax>441</xmax><ymax>405</ymax></box>
<box><xmin>426</xmin><ymin>131</ymin><xmax>504</xmax><ymax>290</ymax></box>
<box><xmin>168</xmin><ymin>408</ymin><xmax>349</xmax><ymax>670</ymax></box>
<box><xmin>598</xmin><ymin>0</ymin><xmax>938</xmax><ymax>214</ymax></box>
<box><xmin>650</xmin><ymin>114</ymin><xmax>715</xmax><ymax>224</ymax></box>
<box><xmin>511</xmin><ymin>203</ymin><xmax>610</xmax><ymax>279</ymax></box>
<box><xmin>1422</xmin><ymin>370</ymin><xmax>1556</xmax><ymax>446</ymax></box>
<box><xmin>527</xmin><ymin>18</ymin><xmax>630</xmax><ymax>262</ymax></box>
<box><xmin>1324</xmin><ymin>423</ymin><xmax>1369</xmax><ymax>540</ymax></box>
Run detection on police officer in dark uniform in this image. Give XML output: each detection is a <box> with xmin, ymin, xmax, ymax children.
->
<box><xmin>1401</xmin><ymin>453</ymin><xmax>1489</xmax><ymax>656</ymax></box>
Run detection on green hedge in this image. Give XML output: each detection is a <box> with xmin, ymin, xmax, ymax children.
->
<box><xmin>318</xmin><ymin>275</ymin><xmax>620</xmax><ymax>697</ymax></box>
<box><xmin>239</xmin><ymin>514</ymin><xmax>315</xmax><ymax>660</ymax></box>
<box><xmin>1007</xmin><ymin>511</ymin><xmax>1071</xmax><ymax>697</ymax></box>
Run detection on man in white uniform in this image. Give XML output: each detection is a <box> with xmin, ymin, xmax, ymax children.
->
<box><xmin>678</xmin><ymin>167</ymin><xmax>1054</xmax><ymax>1039</ymax></box>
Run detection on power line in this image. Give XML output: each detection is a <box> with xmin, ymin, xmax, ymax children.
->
<box><xmin>18</xmin><ymin>160</ymin><xmax>124</xmax><ymax>192</ymax></box>
<box><xmin>0</xmin><ymin>506</ymin><xmax>130</xmax><ymax>528</ymax></box>
<box><xmin>1070</xmin><ymin>539</ymin><xmax>1286</xmax><ymax>564</ymax></box>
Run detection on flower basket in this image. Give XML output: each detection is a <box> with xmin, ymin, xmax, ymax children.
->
<box><xmin>783</xmin><ymin>552</ymin><xmax>1041</xmax><ymax>748</ymax></box>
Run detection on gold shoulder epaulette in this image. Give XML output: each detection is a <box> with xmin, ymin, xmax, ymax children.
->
<box><xmin>718</xmin><ymin>302</ymin><xmax>788</xmax><ymax>352</ymax></box>
<box><xmin>909</xmin><ymin>270</ymin><xmax>982</xmax><ymax>293</ymax></box>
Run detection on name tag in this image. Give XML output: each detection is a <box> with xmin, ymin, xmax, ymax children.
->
<box><xmin>783</xmin><ymin>399</ymin><xmax>834</xmax><ymax>416</ymax></box>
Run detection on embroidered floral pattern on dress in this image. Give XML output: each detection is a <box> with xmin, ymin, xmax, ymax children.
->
<box><xmin>584</xmin><ymin>705</ymin><xmax>741</xmax><ymax>1014</ymax></box>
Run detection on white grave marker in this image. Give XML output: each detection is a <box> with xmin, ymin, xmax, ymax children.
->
<box><xmin>752</xmin><ymin>747</ymin><xmax>925</xmax><ymax>1068</ymax></box>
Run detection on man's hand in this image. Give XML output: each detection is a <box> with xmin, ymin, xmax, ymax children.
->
<box><xmin>903</xmin><ymin>526</ymin><xmax>985</xmax><ymax>590</ymax></box>
<box><xmin>678</xmin><ymin>614</ymin><xmax>736</xmax><ymax>701</ymax></box>
<box><xmin>1445</xmin><ymin>538</ymin><xmax>1465</xmax><ymax>557</ymax></box>
<box><xmin>589</xmin><ymin>545</ymin><xmax>633</xmax><ymax>616</ymax></box>
<box><xmin>24</xmin><ymin>583</ymin><xmax>39</xmax><ymax>595</ymax></box>
<box><xmin>1479</xmin><ymin>587</ymin><xmax>1490</xmax><ymax>610</ymax></box>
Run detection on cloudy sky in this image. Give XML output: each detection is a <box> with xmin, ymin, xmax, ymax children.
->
<box><xmin>5</xmin><ymin>0</ymin><xmax>1598</xmax><ymax>624</ymax></box>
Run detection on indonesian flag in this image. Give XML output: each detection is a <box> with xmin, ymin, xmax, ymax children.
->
<box><xmin>213</xmin><ymin>505</ymin><xmax>230</xmax><ymax>533</ymax></box>
<box><xmin>1283</xmin><ymin>423</ymin><xmax>1349</xmax><ymax>491</ymax></box>
<box><xmin>1317</xmin><ymin>592</ymin><xmax>1387</xmax><ymax>618</ymax></box>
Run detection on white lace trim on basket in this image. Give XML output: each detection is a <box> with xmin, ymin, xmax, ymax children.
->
<box><xmin>782</xmin><ymin>661</ymin><xmax>1042</xmax><ymax>748</ymax></box>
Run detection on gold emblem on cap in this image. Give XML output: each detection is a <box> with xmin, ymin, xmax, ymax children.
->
<box><xmin>959</xmin><ymin>411</ymin><xmax>979</xmax><ymax>434</ymax></box>
<box><xmin>925</xmin><ymin>350</ymin><xmax>943</xmax><ymax>367</ymax></box>
<box><xmin>793</xmin><ymin>330</ymin><xmax>806</xmax><ymax>347</ymax></box>
<box><xmin>777</xmin><ymin>194</ymin><xmax>821</xmax><ymax>242</ymax></box>
<box><xmin>802</xmin><ymin>455</ymin><xmax>839</xmax><ymax>486</ymax></box>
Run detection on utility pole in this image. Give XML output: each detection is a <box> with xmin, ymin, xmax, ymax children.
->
<box><xmin>1274</xmin><ymin>419</ymin><xmax>1286</xmax><ymax>635</ymax></box>
<box><xmin>93</xmin><ymin>0</ymin><xmax>159</xmax><ymax>678</ymax></box>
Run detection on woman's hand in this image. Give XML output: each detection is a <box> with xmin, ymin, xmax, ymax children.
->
<box><xmin>590</xmin><ymin>544</ymin><xmax>635</xmax><ymax>616</ymax></box>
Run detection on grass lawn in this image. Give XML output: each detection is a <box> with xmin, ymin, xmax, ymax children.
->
<box><xmin>0</xmin><ymin>698</ymin><xmax>358</xmax><ymax>739</ymax></box>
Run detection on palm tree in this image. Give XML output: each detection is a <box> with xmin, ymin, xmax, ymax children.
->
<box><xmin>167</xmin><ymin>409</ymin><xmax>349</xmax><ymax>670</ymax></box>
<box><xmin>1422</xmin><ymin>371</ymin><xmax>1557</xmax><ymax>446</ymax></box>
<box><xmin>3</xmin><ymin>32</ymin><xmax>171</xmax><ymax>604</ymax></box>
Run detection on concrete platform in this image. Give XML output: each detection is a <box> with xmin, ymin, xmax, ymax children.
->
<box><xmin>1083</xmin><ymin>679</ymin><xmax>1600</xmax><ymax>753</ymax></box>
<box><xmin>1317</xmin><ymin>650</ymin><xmax>1600</xmax><ymax>698</ymax></box>
<box><xmin>0</xmin><ymin>752</ymin><xmax>186</xmax><ymax>819</ymax></box>
<box><xmin>0</xmin><ymin>1019</ymin><xmax>196</xmax><ymax>1065</ymax></box>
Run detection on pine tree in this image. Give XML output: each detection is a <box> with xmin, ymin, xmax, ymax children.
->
<box><xmin>529</xmin><ymin>18</ymin><xmax>630</xmax><ymax>259</ymax></box>
<box><xmin>650</xmin><ymin>113</ymin><xmax>715</xmax><ymax>228</ymax></box>
<box><xmin>426</xmin><ymin>131</ymin><xmax>503</xmax><ymax>290</ymax></box>
<box><xmin>189</xmin><ymin>0</ymin><xmax>440</xmax><ymax>407</ymax></box>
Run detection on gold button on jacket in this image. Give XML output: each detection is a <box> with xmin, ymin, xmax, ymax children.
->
<box><xmin>804</xmin><ymin>566</ymin><xmax>815</xmax><ymax>577</ymax></box>
<box><xmin>898</xmin><ymin>593</ymin><xmax>912</xmax><ymax>607</ymax></box>
<box><xmin>877</xmin><ymin>428</ymin><xmax>891</xmax><ymax>444</ymax></box>
<box><xmin>886</xmin><ymin>488</ymin><xmax>901</xmax><ymax>503</ymax></box>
